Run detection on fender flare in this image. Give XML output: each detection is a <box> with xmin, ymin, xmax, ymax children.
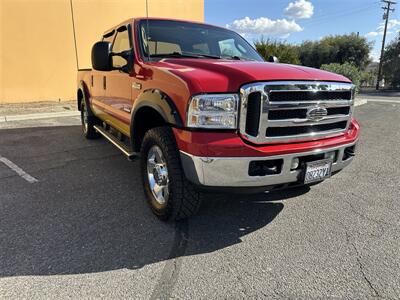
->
<box><xmin>130</xmin><ymin>89</ymin><xmax>184</xmax><ymax>152</ymax></box>
<box><xmin>77</xmin><ymin>81</ymin><xmax>95</xmax><ymax>116</ymax></box>
<box><xmin>131</xmin><ymin>89</ymin><xmax>184</xmax><ymax>130</ymax></box>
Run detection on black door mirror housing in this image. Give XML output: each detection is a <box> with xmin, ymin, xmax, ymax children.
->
<box><xmin>268</xmin><ymin>56</ymin><xmax>279</xmax><ymax>63</ymax></box>
<box><xmin>92</xmin><ymin>41</ymin><xmax>112</xmax><ymax>71</ymax></box>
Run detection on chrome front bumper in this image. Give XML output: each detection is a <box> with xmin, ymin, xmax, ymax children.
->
<box><xmin>180</xmin><ymin>142</ymin><xmax>356</xmax><ymax>187</ymax></box>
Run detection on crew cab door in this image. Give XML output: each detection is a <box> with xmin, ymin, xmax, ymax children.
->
<box><xmin>103</xmin><ymin>25</ymin><xmax>133</xmax><ymax>136</ymax></box>
<box><xmin>90</xmin><ymin>31</ymin><xmax>115</xmax><ymax>120</ymax></box>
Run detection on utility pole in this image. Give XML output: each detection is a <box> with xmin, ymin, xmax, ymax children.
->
<box><xmin>70</xmin><ymin>0</ymin><xmax>79</xmax><ymax>71</ymax></box>
<box><xmin>376</xmin><ymin>0</ymin><xmax>396</xmax><ymax>90</ymax></box>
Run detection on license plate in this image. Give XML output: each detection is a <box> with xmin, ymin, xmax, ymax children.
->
<box><xmin>304</xmin><ymin>159</ymin><xmax>332</xmax><ymax>184</ymax></box>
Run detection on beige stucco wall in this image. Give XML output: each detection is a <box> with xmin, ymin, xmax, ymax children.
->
<box><xmin>0</xmin><ymin>0</ymin><xmax>204</xmax><ymax>103</ymax></box>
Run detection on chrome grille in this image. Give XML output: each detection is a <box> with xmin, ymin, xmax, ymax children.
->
<box><xmin>239</xmin><ymin>81</ymin><xmax>355</xmax><ymax>144</ymax></box>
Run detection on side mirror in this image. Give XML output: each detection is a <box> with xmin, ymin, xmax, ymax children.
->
<box><xmin>268</xmin><ymin>56</ymin><xmax>279</xmax><ymax>63</ymax></box>
<box><xmin>92</xmin><ymin>41</ymin><xmax>112</xmax><ymax>71</ymax></box>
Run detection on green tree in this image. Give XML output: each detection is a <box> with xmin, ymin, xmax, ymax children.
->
<box><xmin>382</xmin><ymin>34</ymin><xmax>400</xmax><ymax>88</ymax></box>
<box><xmin>320</xmin><ymin>63</ymin><xmax>361</xmax><ymax>90</ymax></box>
<box><xmin>299</xmin><ymin>33</ymin><xmax>372</xmax><ymax>70</ymax></box>
<box><xmin>360</xmin><ymin>69</ymin><xmax>377</xmax><ymax>87</ymax></box>
<box><xmin>254</xmin><ymin>38</ymin><xmax>300</xmax><ymax>65</ymax></box>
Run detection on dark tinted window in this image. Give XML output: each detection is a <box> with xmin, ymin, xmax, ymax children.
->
<box><xmin>139</xmin><ymin>20</ymin><xmax>263</xmax><ymax>61</ymax></box>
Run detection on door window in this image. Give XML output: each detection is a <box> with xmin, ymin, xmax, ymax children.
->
<box><xmin>112</xmin><ymin>28</ymin><xmax>131</xmax><ymax>68</ymax></box>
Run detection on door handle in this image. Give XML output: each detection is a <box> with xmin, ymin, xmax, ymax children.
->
<box><xmin>132</xmin><ymin>82</ymin><xmax>142</xmax><ymax>90</ymax></box>
<box><xmin>103</xmin><ymin>76</ymin><xmax>106</xmax><ymax>90</ymax></box>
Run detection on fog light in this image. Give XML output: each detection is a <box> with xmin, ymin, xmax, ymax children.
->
<box><xmin>249</xmin><ymin>159</ymin><xmax>283</xmax><ymax>176</ymax></box>
<box><xmin>343</xmin><ymin>146</ymin><xmax>356</xmax><ymax>161</ymax></box>
<box><xmin>291</xmin><ymin>158</ymin><xmax>300</xmax><ymax>170</ymax></box>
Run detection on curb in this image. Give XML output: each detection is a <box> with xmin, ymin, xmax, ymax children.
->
<box><xmin>359</xmin><ymin>98</ymin><xmax>400</xmax><ymax>104</ymax></box>
<box><xmin>0</xmin><ymin>111</ymin><xmax>80</xmax><ymax>123</ymax></box>
<box><xmin>354</xmin><ymin>99</ymin><xmax>368</xmax><ymax>107</ymax></box>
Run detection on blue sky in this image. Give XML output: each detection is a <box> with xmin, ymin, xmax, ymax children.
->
<box><xmin>205</xmin><ymin>0</ymin><xmax>400</xmax><ymax>61</ymax></box>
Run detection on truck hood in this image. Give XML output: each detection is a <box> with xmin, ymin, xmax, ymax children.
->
<box><xmin>156</xmin><ymin>59</ymin><xmax>351</xmax><ymax>93</ymax></box>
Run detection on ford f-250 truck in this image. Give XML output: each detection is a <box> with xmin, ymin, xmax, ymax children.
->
<box><xmin>77</xmin><ymin>18</ymin><xmax>359</xmax><ymax>221</ymax></box>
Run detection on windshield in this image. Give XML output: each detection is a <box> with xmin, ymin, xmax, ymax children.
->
<box><xmin>138</xmin><ymin>20</ymin><xmax>264</xmax><ymax>62</ymax></box>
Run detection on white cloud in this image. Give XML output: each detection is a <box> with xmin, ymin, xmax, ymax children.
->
<box><xmin>370</xmin><ymin>50</ymin><xmax>380</xmax><ymax>62</ymax></box>
<box><xmin>378</xmin><ymin>19</ymin><xmax>400</xmax><ymax>31</ymax></box>
<box><xmin>226</xmin><ymin>16</ymin><xmax>302</xmax><ymax>37</ymax></box>
<box><xmin>365</xmin><ymin>31</ymin><xmax>393</xmax><ymax>38</ymax></box>
<box><xmin>284</xmin><ymin>0</ymin><xmax>314</xmax><ymax>19</ymax></box>
<box><xmin>366</xmin><ymin>19</ymin><xmax>400</xmax><ymax>38</ymax></box>
<box><xmin>365</xmin><ymin>31</ymin><xmax>380</xmax><ymax>38</ymax></box>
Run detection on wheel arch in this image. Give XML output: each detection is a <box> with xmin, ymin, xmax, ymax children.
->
<box><xmin>131</xmin><ymin>89</ymin><xmax>184</xmax><ymax>152</ymax></box>
<box><xmin>77</xmin><ymin>81</ymin><xmax>94</xmax><ymax>116</ymax></box>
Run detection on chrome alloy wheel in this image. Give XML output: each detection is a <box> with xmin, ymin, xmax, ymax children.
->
<box><xmin>147</xmin><ymin>145</ymin><xmax>169</xmax><ymax>205</ymax></box>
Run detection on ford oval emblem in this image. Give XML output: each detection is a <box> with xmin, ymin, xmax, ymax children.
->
<box><xmin>307</xmin><ymin>107</ymin><xmax>328</xmax><ymax>121</ymax></box>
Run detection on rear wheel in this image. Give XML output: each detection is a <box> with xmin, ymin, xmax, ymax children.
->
<box><xmin>80</xmin><ymin>101</ymin><xmax>100</xmax><ymax>139</ymax></box>
<box><xmin>140</xmin><ymin>126</ymin><xmax>203</xmax><ymax>221</ymax></box>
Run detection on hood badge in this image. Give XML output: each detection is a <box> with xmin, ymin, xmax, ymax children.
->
<box><xmin>306</xmin><ymin>106</ymin><xmax>328</xmax><ymax>121</ymax></box>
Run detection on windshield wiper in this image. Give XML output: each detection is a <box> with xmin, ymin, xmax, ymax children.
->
<box><xmin>150</xmin><ymin>52</ymin><xmax>255</xmax><ymax>61</ymax></box>
<box><xmin>181</xmin><ymin>52</ymin><xmax>222</xmax><ymax>59</ymax></box>
<box><xmin>221</xmin><ymin>55</ymin><xmax>256</xmax><ymax>61</ymax></box>
<box><xmin>227</xmin><ymin>55</ymin><xmax>242</xmax><ymax>60</ymax></box>
<box><xmin>150</xmin><ymin>51</ymin><xmax>221</xmax><ymax>59</ymax></box>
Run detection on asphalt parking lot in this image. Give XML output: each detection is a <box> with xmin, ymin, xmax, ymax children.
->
<box><xmin>0</xmin><ymin>100</ymin><xmax>399</xmax><ymax>299</ymax></box>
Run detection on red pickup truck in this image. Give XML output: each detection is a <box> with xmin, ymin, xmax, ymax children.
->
<box><xmin>77</xmin><ymin>18</ymin><xmax>359</xmax><ymax>220</ymax></box>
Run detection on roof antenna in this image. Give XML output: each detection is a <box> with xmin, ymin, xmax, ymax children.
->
<box><xmin>145</xmin><ymin>0</ymin><xmax>150</xmax><ymax>60</ymax></box>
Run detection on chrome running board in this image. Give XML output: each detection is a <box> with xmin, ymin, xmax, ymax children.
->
<box><xmin>93</xmin><ymin>125</ymin><xmax>138</xmax><ymax>160</ymax></box>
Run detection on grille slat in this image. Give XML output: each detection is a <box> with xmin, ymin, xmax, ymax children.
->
<box><xmin>327</xmin><ymin>106</ymin><xmax>350</xmax><ymax>116</ymax></box>
<box><xmin>269</xmin><ymin>109</ymin><xmax>307</xmax><ymax>120</ymax></box>
<box><xmin>239</xmin><ymin>81</ymin><xmax>354</xmax><ymax>144</ymax></box>
<box><xmin>269</xmin><ymin>91</ymin><xmax>352</xmax><ymax>102</ymax></box>
<box><xmin>268</xmin><ymin>100</ymin><xmax>352</xmax><ymax>108</ymax></box>
<box><xmin>268</xmin><ymin>116</ymin><xmax>349</xmax><ymax>127</ymax></box>
<box><xmin>266</xmin><ymin>121</ymin><xmax>348</xmax><ymax>137</ymax></box>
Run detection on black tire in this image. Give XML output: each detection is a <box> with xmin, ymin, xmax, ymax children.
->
<box><xmin>80</xmin><ymin>101</ymin><xmax>100</xmax><ymax>139</ymax></box>
<box><xmin>140</xmin><ymin>126</ymin><xmax>203</xmax><ymax>221</ymax></box>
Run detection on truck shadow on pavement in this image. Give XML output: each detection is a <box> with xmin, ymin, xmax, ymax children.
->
<box><xmin>0</xmin><ymin>126</ymin><xmax>310</xmax><ymax>277</ymax></box>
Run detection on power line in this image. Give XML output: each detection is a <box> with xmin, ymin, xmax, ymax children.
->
<box><xmin>301</xmin><ymin>4</ymin><xmax>378</xmax><ymax>27</ymax></box>
<box><xmin>302</xmin><ymin>2</ymin><xmax>377</xmax><ymax>22</ymax></box>
<box><xmin>70</xmin><ymin>0</ymin><xmax>79</xmax><ymax>71</ymax></box>
<box><xmin>376</xmin><ymin>0</ymin><xmax>396</xmax><ymax>90</ymax></box>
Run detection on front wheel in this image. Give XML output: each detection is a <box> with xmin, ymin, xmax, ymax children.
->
<box><xmin>140</xmin><ymin>126</ymin><xmax>203</xmax><ymax>221</ymax></box>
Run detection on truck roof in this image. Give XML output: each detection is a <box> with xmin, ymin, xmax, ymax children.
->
<box><xmin>102</xmin><ymin>17</ymin><xmax>223</xmax><ymax>37</ymax></box>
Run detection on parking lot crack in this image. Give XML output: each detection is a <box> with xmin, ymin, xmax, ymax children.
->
<box><xmin>150</xmin><ymin>220</ymin><xmax>189</xmax><ymax>300</ymax></box>
<box><xmin>342</xmin><ymin>193</ymin><xmax>393</xmax><ymax>234</ymax></box>
<box><xmin>344</xmin><ymin>231</ymin><xmax>381</xmax><ymax>299</ymax></box>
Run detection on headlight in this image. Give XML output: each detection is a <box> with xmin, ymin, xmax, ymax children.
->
<box><xmin>186</xmin><ymin>94</ymin><xmax>239</xmax><ymax>129</ymax></box>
